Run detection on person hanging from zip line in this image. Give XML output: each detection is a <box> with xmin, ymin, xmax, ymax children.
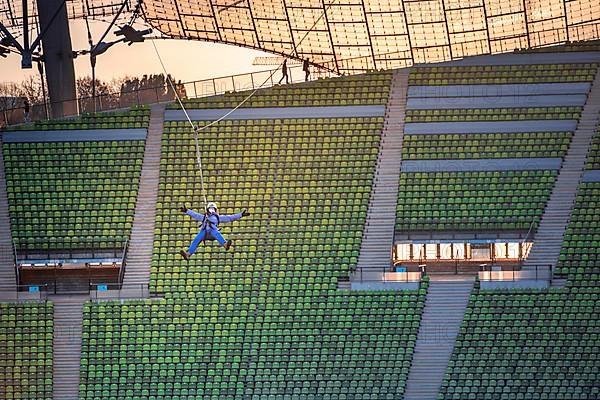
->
<box><xmin>179</xmin><ymin>202</ymin><xmax>250</xmax><ymax>260</ymax></box>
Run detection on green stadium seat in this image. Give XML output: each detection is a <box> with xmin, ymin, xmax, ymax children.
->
<box><xmin>0</xmin><ymin>302</ymin><xmax>53</xmax><ymax>400</ymax></box>
<box><xmin>4</xmin><ymin>140</ymin><xmax>145</xmax><ymax>252</ymax></box>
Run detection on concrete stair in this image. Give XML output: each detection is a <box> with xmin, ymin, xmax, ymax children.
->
<box><xmin>404</xmin><ymin>276</ymin><xmax>474</xmax><ymax>400</ymax></box>
<box><xmin>355</xmin><ymin>69</ymin><xmax>408</xmax><ymax>275</ymax></box>
<box><xmin>524</xmin><ymin>69</ymin><xmax>600</xmax><ymax>271</ymax></box>
<box><xmin>52</xmin><ymin>296</ymin><xmax>86</xmax><ymax>400</ymax></box>
<box><xmin>123</xmin><ymin>104</ymin><xmax>165</xmax><ymax>288</ymax></box>
<box><xmin>551</xmin><ymin>277</ymin><xmax>567</xmax><ymax>288</ymax></box>
<box><xmin>0</xmin><ymin>135</ymin><xmax>16</xmax><ymax>291</ymax></box>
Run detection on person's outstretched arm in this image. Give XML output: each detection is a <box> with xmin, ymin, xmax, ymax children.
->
<box><xmin>181</xmin><ymin>205</ymin><xmax>205</xmax><ymax>221</ymax></box>
<box><xmin>219</xmin><ymin>208</ymin><xmax>250</xmax><ymax>223</ymax></box>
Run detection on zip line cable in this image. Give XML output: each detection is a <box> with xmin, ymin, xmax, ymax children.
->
<box><xmin>150</xmin><ymin>39</ymin><xmax>210</xmax><ymax>206</ymax></box>
<box><xmin>150</xmin><ymin>0</ymin><xmax>338</xmax><ymax>207</ymax></box>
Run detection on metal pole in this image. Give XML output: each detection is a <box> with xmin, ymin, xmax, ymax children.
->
<box><xmin>562</xmin><ymin>0</ymin><xmax>570</xmax><ymax>42</ymax></box>
<box><xmin>91</xmin><ymin>56</ymin><xmax>97</xmax><ymax>113</ymax></box>
<box><xmin>521</xmin><ymin>0</ymin><xmax>532</xmax><ymax>48</ymax></box>
<box><xmin>22</xmin><ymin>0</ymin><xmax>29</xmax><ymax>52</ymax></box>
<box><xmin>441</xmin><ymin>0</ymin><xmax>453</xmax><ymax>60</ymax></box>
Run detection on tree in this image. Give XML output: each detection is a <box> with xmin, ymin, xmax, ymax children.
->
<box><xmin>0</xmin><ymin>76</ymin><xmax>44</xmax><ymax>108</ymax></box>
<box><xmin>1</xmin><ymin>71</ymin><xmax>184</xmax><ymax>126</ymax></box>
<box><xmin>0</xmin><ymin>76</ymin><xmax>44</xmax><ymax>126</ymax></box>
<box><xmin>76</xmin><ymin>76</ymin><xmax>118</xmax><ymax>113</ymax></box>
<box><xmin>118</xmin><ymin>73</ymin><xmax>185</xmax><ymax>106</ymax></box>
<box><xmin>19</xmin><ymin>75</ymin><xmax>44</xmax><ymax>104</ymax></box>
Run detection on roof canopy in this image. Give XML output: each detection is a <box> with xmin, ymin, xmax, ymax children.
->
<box><xmin>140</xmin><ymin>0</ymin><xmax>600</xmax><ymax>73</ymax></box>
<box><xmin>1</xmin><ymin>0</ymin><xmax>599</xmax><ymax>73</ymax></box>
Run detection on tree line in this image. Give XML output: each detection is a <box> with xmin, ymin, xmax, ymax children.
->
<box><xmin>0</xmin><ymin>73</ymin><xmax>186</xmax><ymax>115</ymax></box>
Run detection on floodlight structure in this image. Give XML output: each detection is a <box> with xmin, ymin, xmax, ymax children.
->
<box><xmin>114</xmin><ymin>25</ymin><xmax>152</xmax><ymax>44</ymax></box>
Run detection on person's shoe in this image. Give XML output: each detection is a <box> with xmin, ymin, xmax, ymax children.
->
<box><xmin>180</xmin><ymin>249</ymin><xmax>190</xmax><ymax>261</ymax></box>
<box><xmin>224</xmin><ymin>240</ymin><xmax>233</xmax><ymax>250</ymax></box>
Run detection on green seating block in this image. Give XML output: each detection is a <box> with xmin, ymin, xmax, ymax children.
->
<box><xmin>0</xmin><ymin>301</ymin><xmax>53</xmax><ymax>400</ymax></box>
<box><xmin>4</xmin><ymin>140</ymin><xmax>145</xmax><ymax>252</ymax></box>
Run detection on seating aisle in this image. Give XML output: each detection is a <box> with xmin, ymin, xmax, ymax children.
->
<box><xmin>53</xmin><ymin>296</ymin><xmax>86</xmax><ymax>400</ymax></box>
<box><xmin>404</xmin><ymin>276</ymin><xmax>474</xmax><ymax>400</ymax></box>
<box><xmin>356</xmin><ymin>69</ymin><xmax>409</xmax><ymax>275</ymax></box>
<box><xmin>123</xmin><ymin>104</ymin><xmax>166</xmax><ymax>288</ymax></box>
<box><xmin>0</xmin><ymin>136</ymin><xmax>16</xmax><ymax>291</ymax></box>
<box><xmin>525</xmin><ymin>68</ymin><xmax>600</xmax><ymax>270</ymax></box>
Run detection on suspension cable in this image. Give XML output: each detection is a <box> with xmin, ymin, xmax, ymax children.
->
<box><xmin>149</xmin><ymin>0</ymin><xmax>338</xmax><ymax>207</ymax></box>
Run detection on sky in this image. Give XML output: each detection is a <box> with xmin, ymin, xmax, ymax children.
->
<box><xmin>0</xmin><ymin>19</ymin><xmax>273</xmax><ymax>85</ymax></box>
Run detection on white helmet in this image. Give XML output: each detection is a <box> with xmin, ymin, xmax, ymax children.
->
<box><xmin>206</xmin><ymin>202</ymin><xmax>218</xmax><ymax>213</ymax></box>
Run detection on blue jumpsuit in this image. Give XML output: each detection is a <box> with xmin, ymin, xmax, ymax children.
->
<box><xmin>186</xmin><ymin>209</ymin><xmax>243</xmax><ymax>254</ymax></box>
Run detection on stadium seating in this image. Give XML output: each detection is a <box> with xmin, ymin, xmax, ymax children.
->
<box><xmin>439</xmin><ymin>286</ymin><xmax>599</xmax><ymax>400</ymax></box>
<box><xmin>438</xmin><ymin>182</ymin><xmax>600</xmax><ymax>400</ymax></box>
<box><xmin>585</xmin><ymin>123</ymin><xmax>600</xmax><ymax>169</ymax></box>
<box><xmin>169</xmin><ymin>71</ymin><xmax>392</xmax><ymax>109</ymax></box>
<box><xmin>397</xmin><ymin>62</ymin><xmax>594</xmax><ymax>234</ymax></box>
<box><xmin>0</xmin><ymin>301</ymin><xmax>53</xmax><ymax>400</ymax></box>
<box><xmin>2</xmin><ymin>105</ymin><xmax>150</xmax><ymax>131</ymax></box>
<box><xmin>78</xmin><ymin>104</ymin><xmax>432</xmax><ymax>399</ymax></box>
<box><xmin>80</xmin><ymin>287</ymin><xmax>426</xmax><ymax>400</ymax></box>
<box><xmin>3</xmin><ymin>140</ymin><xmax>145</xmax><ymax>251</ymax></box>
<box><xmin>408</xmin><ymin>63</ymin><xmax>598</xmax><ymax>85</ymax></box>
<box><xmin>556</xmin><ymin>183</ymin><xmax>600</xmax><ymax>284</ymax></box>
<box><xmin>154</xmin><ymin>117</ymin><xmax>382</xmax><ymax>293</ymax></box>
<box><xmin>403</xmin><ymin>132</ymin><xmax>572</xmax><ymax>160</ymax></box>
<box><xmin>404</xmin><ymin>107</ymin><xmax>581</xmax><ymax>123</ymax></box>
<box><xmin>70</xmin><ymin>58</ymin><xmax>598</xmax><ymax>400</ymax></box>
<box><xmin>396</xmin><ymin>171</ymin><xmax>557</xmax><ymax>231</ymax></box>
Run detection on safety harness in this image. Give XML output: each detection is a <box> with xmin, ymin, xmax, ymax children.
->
<box><xmin>200</xmin><ymin>212</ymin><xmax>220</xmax><ymax>245</ymax></box>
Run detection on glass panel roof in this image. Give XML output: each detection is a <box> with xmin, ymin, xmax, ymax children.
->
<box><xmin>1</xmin><ymin>0</ymin><xmax>598</xmax><ymax>73</ymax></box>
<box><xmin>141</xmin><ymin>0</ymin><xmax>600</xmax><ymax>72</ymax></box>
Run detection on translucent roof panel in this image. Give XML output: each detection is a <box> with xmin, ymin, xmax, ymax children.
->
<box><xmin>1</xmin><ymin>0</ymin><xmax>598</xmax><ymax>73</ymax></box>
<box><xmin>0</xmin><ymin>0</ymin><xmax>134</xmax><ymax>29</ymax></box>
<box><xmin>140</xmin><ymin>0</ymin><xmax>600</xmax><ymax>73</ymax></box>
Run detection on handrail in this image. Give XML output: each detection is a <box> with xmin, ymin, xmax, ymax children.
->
<box><xmin>118</xmin><ymin>237</ymin><xmax>129</xmax><ymax>285</ymax></box>
<box><xmin>0</xmin><ymin>280</ymin><xmax>150</xmax><ymax>299</ymax></box>
<box><xmin>15</xmin><ymin>237</ymin><xmax>129</xmax><ymax>262</ymax></box>
<box><xmin>12</xmin><ymin>240</ymin><xmax>19</xmax><ymax>285</ymax></box>
<box><xmin>0</xmin><ymin>63</ymin><xmax>336</xmax><ymax>127</ymax></box>
<box><xmin>0</xmin><ymin>284</ymin><xmax>49</xmax><ymax>301</ymax></box>
<box><xmin>3</xmin><ymin>20</ymin><xmax>599</xmax><ymax>129</ymax></box>
<box><xmin>520</xmin><ymin>218</ymin><xmax>537</xmax><ymax>266</ymax></box>
<box><xmin>353</xmin><ymin>264</ymin><xmax>422</xmax><ymax>284</ymax></box>
<box><xmin>479</xmin><ymin>264</ymin><xmax>552</xmax><ymax>282</ymax></box>
<box><xmin>524</xmin><ymin>219</ymin><xmax>536</xmax><ymax>244</ymax></box>
<box><xmin>89</xmin><ymin>282</ymin><xmax>149</xmax><ymax>300</ymax></box>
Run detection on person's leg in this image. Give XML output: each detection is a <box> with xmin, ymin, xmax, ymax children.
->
<box><xmin>209</xmin><ymin>229</ymin><xmax>232</xmax><ymax>250</ymax></box>
<box><xmin>209</xmin><ymin>229</ymin><xmax>227</xmax><ymax>246</ymax></box>
<box><xmin>188</xmin><ymin>229</ymin><xmax>206</xmax><ymax>255</ymax></box>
